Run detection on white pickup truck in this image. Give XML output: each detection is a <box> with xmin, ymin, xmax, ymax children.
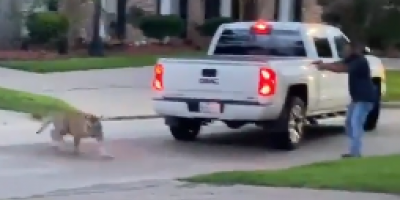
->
<box><xmin>152</xmin><ymin>21</ymin><xmax>386</xmax><ymax>151</ymax></box>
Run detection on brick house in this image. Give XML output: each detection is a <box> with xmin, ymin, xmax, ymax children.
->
<box><xmin>0</xmin><ymin>0</ymin><xmax>322</xmax><ymax>48</ymax></box>
<box><xmin>101</xmin><ymin>0</ymin><xmax>322</xmax><ymax>44</ymax></box>
<box><xmin>157</xmin><ymin>0</ymin><xmax>322</xmax><ymax>44</ymax></box>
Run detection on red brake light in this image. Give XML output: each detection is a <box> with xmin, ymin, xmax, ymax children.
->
<box><xmin>251</xmin><ymin>20</ymin><xmax>272</xmax><ymax>34</ymax></box>
<box><xmin>152</xmin><ymin>64</ymin><xmax>164</xmax><ymax>91</ymax></box>
<box><xmin>258</xmin><ymin>68</ymin><xmax>276</xmax><ymax>97</ymax></box>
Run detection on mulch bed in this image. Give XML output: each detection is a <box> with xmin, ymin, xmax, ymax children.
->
<box><xmin>0</xmin><ymin>43</ymin><xmax>201</xmax><ymax>61</ymax></box>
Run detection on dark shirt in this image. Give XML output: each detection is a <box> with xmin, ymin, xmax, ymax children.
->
<box><xmin>343</xmin><ymin>54</ymin><xmax>377</xmax><ymax>102</ymax></box>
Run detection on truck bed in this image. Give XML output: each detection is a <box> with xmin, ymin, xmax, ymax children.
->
<box><xmin>161</xmin><ymin>55</ymin><xmax>307</xmax><ymax>63</ymax></box>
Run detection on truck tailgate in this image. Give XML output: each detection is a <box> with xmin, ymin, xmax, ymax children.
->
<box><xmin>160</xmin><ymin>58</ymin><xmax>262</xmax><ymax>101</ymax></box>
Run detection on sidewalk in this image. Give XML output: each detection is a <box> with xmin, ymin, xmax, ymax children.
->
<box><xmin>26</xmin><ymin>180</ymin><xmax>399</xmax><ymax>200</ymax></box>
<box><xmin>0</xmin><ymin>67</ymin><xmax>156</xmax><ymax>117</ymax></box>
<box><xmin>42</xmin><ymin>88</ymin><xmax>156</xmax><ymax>117</ymax></box>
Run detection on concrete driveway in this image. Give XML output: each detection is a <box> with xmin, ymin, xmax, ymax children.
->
<box><xmin>0</xmin><ymin>62</ymin><xmax>399</xmax><ymax>200</ymax></box>
<box><xmin>0</xmin><ymin>109</ymin><xmax>398</xmax><ymax>200</ymax></box>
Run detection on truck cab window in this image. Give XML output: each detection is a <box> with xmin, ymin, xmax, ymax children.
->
<box><xmin>313</xmin><ymin>37</ymin><xmax>333</xmax><ymax>58</ymax></box>
<box><xmin>214</xmin><ymin>29</ymin><xmax>306</xmax><ymax>57</ymax></box>
<box><xmin>333</xmin><ymin>36</ymin><xmax>349</xmax><ymax>58</ymax></box>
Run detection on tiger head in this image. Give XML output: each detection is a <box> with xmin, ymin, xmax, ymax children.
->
<box><xmin>84</xmin><ymin>114</ymin><xmax>103</xmax><ymax>136</ymax></box>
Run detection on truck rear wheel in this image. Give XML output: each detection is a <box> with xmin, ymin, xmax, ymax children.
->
<box><xmin>269</xmin><ymin>97</ymin><xmax>306</xmax><ymax>150</ymax></box>
<box><xmin>364</xmin><ymin>81</ymin><xmax>381</xmax><ymax>131</ymax></box>
<box><xmin>169</xmin><ymin>119</ymin><xmax>201</xmax><ymax>141</ymax></box>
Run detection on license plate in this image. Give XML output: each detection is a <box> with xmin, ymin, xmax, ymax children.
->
<box><xmin>199</xmin><ymin>102</ymin><xmax>221</xmax><ymax>114</ymax></box>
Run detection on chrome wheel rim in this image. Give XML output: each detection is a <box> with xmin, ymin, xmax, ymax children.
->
<box><xmin>288</xmin><ymin>105</ymin><xmax>304</xmax><ymax>144</ymax></box>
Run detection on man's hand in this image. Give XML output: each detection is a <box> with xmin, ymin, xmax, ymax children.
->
<box><xmin>311</xmin><ymin>60</ymin><xmax>325</xmax><ymax>70</ymax></box>
<box><xmin>311</xmin><ymin>60</ymin><xmax>323</xmax><ymax>65</ymax></box>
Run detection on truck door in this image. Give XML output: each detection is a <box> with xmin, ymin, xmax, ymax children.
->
<box><xmin>330</xmin><ymin>33</ymin><xmax>352</xmax><ymax>106</ymax></box>
<box><xmin>309</xmin><ymin>29</ymin><xmax>341</xmax><ymax>111</ymax></box>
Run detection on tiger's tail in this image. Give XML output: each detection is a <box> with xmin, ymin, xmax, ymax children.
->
<box><xmin>36</xmin><ymin>116</ymin><xmax>52</xmax><ymax>134</ymax></box>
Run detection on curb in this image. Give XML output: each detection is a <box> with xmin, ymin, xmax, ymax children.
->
<box><xmin>102</xmin><ymin>114</ymin><xmax>162</xmax><ymax>121</ymax></box>
<box><xmin>99</xmin><ymin>102</ymin><xmax>400</xmax><ymax>122</ymax></box>
<box><xmin>382</xmin><ymin>102</ymin><xmax>400</xmax><ymax>108</ymax></box>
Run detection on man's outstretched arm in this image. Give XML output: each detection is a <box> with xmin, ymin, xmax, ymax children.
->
<box><xmin>312</xmin><ymin>61</ymin><xmax>348</xmax><ymax>73</ymax></box>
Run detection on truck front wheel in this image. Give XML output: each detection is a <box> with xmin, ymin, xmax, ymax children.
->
<box><xmin>167</xmin><ymin>118</ymin><xmax>201</xmax><ymax>141</ymax></box>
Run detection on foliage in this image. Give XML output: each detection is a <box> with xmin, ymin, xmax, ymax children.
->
<box><xmin>139</xmin><ymin>15</ymin><xmax>185</xmax><ymax>40</ymax></box>
<box><xmin>127</xmin><ymin>5</ymin><xmax>146</xmax><ymax>27</ymax></box>
<box><xmin>197</xmin><ymin>17</ymin><xmax>235</xmax><ymax>37</ymax></box>
<box><xmin>0</xmin><ymin>87</ymin><xmax>76</xmax><ymax>120</ymax></box>
<box><xmin>26</xmin><ymin>11</ymin><xmax>69</xmax><ymax>44</ymax></box>
<box><xmin>320</xmin><ymin>0</ymin><xmax>400</xmax><ymax>50</ymax></box>
<box><xmin>184</xmin><ymin>154</ymin><xmax>400</xmax><ymax>194</ymax></box>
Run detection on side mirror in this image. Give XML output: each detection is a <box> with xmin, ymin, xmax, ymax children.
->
<box><xmin>363</xmin><ymin>46</ymin><xmax>371</xmax><ymax>54</ymax></box>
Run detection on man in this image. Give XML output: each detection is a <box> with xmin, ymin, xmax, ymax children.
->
<box><xmin>312</xmin><ymin>42</ymin><xmax>377</xmax><ymax>158</ymax></box>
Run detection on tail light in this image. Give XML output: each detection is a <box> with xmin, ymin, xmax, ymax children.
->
<box><xmin>251</xmin><ymin>20</ymin><xmax>272</xmax><ymax>35</ymax></box>
<box><xmin>152</xmin><ymin>64</ymin><xmax>164</xmax><ymax>91</ymax></box>
<box><xmin>258</xmin><ymin>67</ymin><xmax>276</xmax><ymax>97</ymax></box>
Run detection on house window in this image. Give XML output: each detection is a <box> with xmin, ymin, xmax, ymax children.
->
<box><xmin>47</xmin><ymin>0</ymin><xmax>58</xmax><ymax>11</ymax></box>
<box><xmin>204</xmin><ymin>0</ymin><xmax>221</xmax><ymax>19</ymax></box>
<box><xmin>231</xmin><ymin>0</ymin><xmax>240</xmax><ymax>20</ymax></box>
<box><xmin>294</xmin><ymin>0</ymin><xmax>302</xmax><ymax>22</ymax></box>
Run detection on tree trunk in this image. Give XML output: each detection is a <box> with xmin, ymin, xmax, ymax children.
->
<box><xmin>58</xmin><ymin>0</ymin><xmax>85</xmax><ymax>48</ymax></box>
<box><xmin>239</xmin><ymin>0</ymin><xmax>244</xmax><ymax>20</ymax></box>
<box><xmin>187</xmin><ymin>0</ymin><xmax>204</xmax><ymax>47</ymax></box>
<box><xmin>116</xmin><ymin>0</ymin><xmax>127</xmax><ymax>40</ymax></box>
<box><xmin>88</xmin><ymin>0</ymin><xmax>104</xmax><ymax>56</ymax></box>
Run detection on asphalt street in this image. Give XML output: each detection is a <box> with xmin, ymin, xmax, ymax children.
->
<box><xmin>0</xmin><ymin>62</ymin><xmax>399</xmax><ymax>199</ymax></box>
<box><xmin>0</xmin><ymin>109</ymin><xmax>399</xmax><ymax>199</ymax></box>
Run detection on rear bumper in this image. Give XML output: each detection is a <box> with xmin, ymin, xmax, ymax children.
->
<box><xmin>152</xmin><ymin>98</ymin><xmax>282</xmax><ymax>121</ymax></box>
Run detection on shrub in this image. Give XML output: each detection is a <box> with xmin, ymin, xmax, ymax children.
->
<box><xmin>127</xmin><ymin>5</ymin><xmax>146</xmax><ymax>27</ymax></box>
<box><xmin>139</xmin><ymin>15</ymin><xmax>185</xmax><ymax>41</ymax></box>
<box><xmin>197</xmin><ymin>17</ymin><xmax>234</xmax><ymax>37</ymax></box>
<box><xmin>26</xmin><ymin>11</ymin><xmax>69</xmax><ymax>44</ymax></box>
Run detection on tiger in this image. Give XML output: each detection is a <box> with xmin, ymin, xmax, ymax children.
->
<box><xmin>36</xmin><ymin>110</ymin><xmax>113</xmax><ymax>158</ymax></box>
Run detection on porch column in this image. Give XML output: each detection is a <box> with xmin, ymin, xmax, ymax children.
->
<box><xmin>257</xmin><ymin>0</ymin><xmax>275</xmax><ymax>20</ymax></box>
<box><xmin>220</xmin><ymin>0</ymin><xmax>232</xmax><ymax>17</ymax></box>
<box><xmin>278</xmin><ymin>0</ymin><xmax>294</xmax><ymax>22</ymax></box>
<box><xmin>160</xmin><ymin>0</ymin><xmax>172</xmax><ymax>14</ymax></box>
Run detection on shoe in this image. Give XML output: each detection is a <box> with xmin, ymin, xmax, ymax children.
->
<box><xmin>341</xmin><ymin>153</ymin><xmax>361</xmax><ymax>158</ymax></box>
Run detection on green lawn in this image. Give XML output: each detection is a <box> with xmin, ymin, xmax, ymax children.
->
<box><xmin>184</xmin><ymin>154</ymin><xmax>400</xmax><ymax>194</ymax></box>
<box><xmin>384</xmin><ymin>70</ymin><xmax>400</xmax><ymax>101</ymax></box>
<box><xmin>0</xmin><ymin>87</ymin><xmax>75</xmax><ymax>119</ymax></box>
<box><xmin>1</xmin><ymin>51</ymin><xmax>204</xmax><ymax>73</ymax></box>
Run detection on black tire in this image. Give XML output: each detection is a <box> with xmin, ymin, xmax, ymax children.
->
<box><xmin>169</xmin><ymin>120</ymin><xmax>201</xmax><ymax>141</ymax></box>
<box><xmin>364</xmin><ymin>82</ymin><xmax>381</xmax><ymax>131</ymax></box>
<box><xmin>270</xmin><ymin>97</ymin><xmax>306</xmax><ymax>151</ymax></box>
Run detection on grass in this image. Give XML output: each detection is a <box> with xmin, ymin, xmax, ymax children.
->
<box><xmin>0</xmin><ymin>87</ymin><xmax>75</xmax><ymax>119</ymax></box>
<box><xmin>1</xmin><ymin>51</ymin><xmax>205</xmax><ymax>73</ymax></box>
<box><xmin>384</xmin><ymin>70</ymin><xmax>400</xmax><ymax>101</ymax></box>
<box><xmin>184</xmin><ymin>154</ymin><xmax>400</xmax><ymax>194</ymax></box>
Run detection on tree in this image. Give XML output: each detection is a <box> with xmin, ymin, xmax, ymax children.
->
<box><xmin>57</xmin><ymin>0</ymin><xmax>87</xmax><ymax>47</ymax></box>
<box><xmin>319</xmin><ymin>0</ymin><xmax>400</xmax><ymax>49</ymax></box>
<box><xmin>88</xmin><ymin>0</ymin><xmax>104</xmax><ymax>56</ymax></box>
<box><xmin>116</xmin><ymin>0</ymin><xmax>127</xmax><ymax>40</ymax></box>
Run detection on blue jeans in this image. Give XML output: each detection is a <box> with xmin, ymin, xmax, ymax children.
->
<box><xmin>345</xmin><ymin>102</ymin><xmax>374</xmax><ymax>156</ymax></box>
